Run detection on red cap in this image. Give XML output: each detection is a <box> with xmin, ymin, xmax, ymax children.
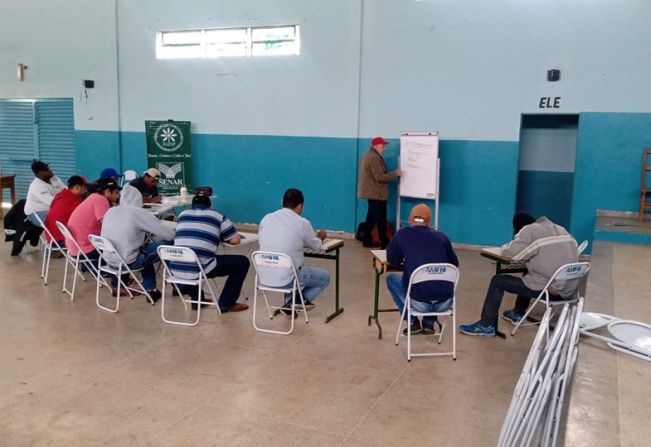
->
<box><xmin>371</xmin><ymin>137</ymin><xmax>389</xmax><ymax>146</ymax></box>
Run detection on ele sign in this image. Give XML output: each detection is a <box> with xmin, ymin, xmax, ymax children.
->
<box><xmin>539</xmin><ymin>96</ymin><xmax>561</xmax><ymax>109</ymax></box>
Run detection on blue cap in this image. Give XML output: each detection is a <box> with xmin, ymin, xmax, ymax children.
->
<box><xmin>100</xmin><ymin>168</ymin><xmax>120</xmax><ymax>179</ymax></box>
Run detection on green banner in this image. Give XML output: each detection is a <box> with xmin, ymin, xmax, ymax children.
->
<box><xmin>145</xmin><ymin>120</ymin><xmax>193</xmax><ymax>196</ymax></box>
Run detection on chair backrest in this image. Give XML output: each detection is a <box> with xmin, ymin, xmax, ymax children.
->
<box><xmin>551</xmin><ymin>262</ymin><xmax>591</xmax><ymax>282</ymax></box>
<box><xmin>88</xmin><ymin>234</ymin><xmax>115</xmax><ymax>254</ymax></box>
<box><xmin>406</xmin><ymin>263</ymin><xmax>459</xmax><ymax>301</ymax></box>
<box><xmin>121</xmin><ymin>169</ymin><xmax>138</xmax><ymax>187</ymax></box>
<box><xmin>55</xmin><ymin>221</ymin><xmax>82</xmax><ymax>252</ymax></box>
<box><xmin>577</xmin><ymin>240</ymin><xmax>588</xmax><ymax>255</ymax></box>
<box><xmin>32</xmin><ymin>212</ymin><xmax>60</xmax><ymax>245</ymax></box>
<box><xmin>251</xmin><ymin>250</ymin><xmax>298</xmax><ymax>287</ymax></box>
<box><xmin>157</xmin><ymin>245</ymin><xmax>207</xmax><ymax>280</ymax></box>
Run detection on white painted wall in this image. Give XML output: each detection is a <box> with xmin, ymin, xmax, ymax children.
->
<box><xmin>1</xmin><ymin>0</ymin><xmax>651</xmax><ymax>140</ymax></box>
<box><xmin>116</xmin><ymin>0</ymin><xmax>363</xmax><ymax>135</ymax></box>
<box><xmin>0</xmin><ymin>0</ymin><xmax>120</xmax><ymax>131</ymax></box>
<box><xmin>358</xmin><ymin>0</ymin><xmax>651</xmax><ymax>141</ymax></box>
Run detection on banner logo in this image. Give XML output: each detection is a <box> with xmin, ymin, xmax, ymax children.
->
<box><xmin>157</xmin><ymin>162</ymin><xmax>184</xmax><ymax>187</ymax></box>
<box><xmin>154</xmin><ymin>123</ymin><xmax>184</xmax><ymax>152</ymax></box>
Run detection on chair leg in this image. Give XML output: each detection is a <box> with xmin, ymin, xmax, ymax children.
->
<box><xmin>395</xmin><ymin>304</ymin><xmax>408</xmax><ymax>346</ymax></box>
<box><xmin>511</xmin><ymin>296</ymin><xmax>544</xmax><ymax>336</ymax></box>
<box><xmin>407</xmin><ymin>306</ymin><xmax>412</xmax><ymax>362</ymax></box>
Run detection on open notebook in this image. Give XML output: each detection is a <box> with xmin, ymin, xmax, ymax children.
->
<box><xmin>320</xmin><ymin>238</ymin><xmax>343</xmax><ymax>252</ymax></box>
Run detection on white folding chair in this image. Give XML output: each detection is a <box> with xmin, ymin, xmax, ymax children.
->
<box><xmin>55</xmin><ymin>221</ymin><xmax>109</xmax><ymax>301</ymax></box>
<box><xmin>394</xmin><ymin>263</ymin><xmax>459</xmax><ymax>361</ymax></box>
<box><xmin>88</xmin><ymin>234</ymin><xmax>154</xmax><ymax>313</ymax></box>
<box><xmin>577</xmin><ymin>240</ymin><xmax>588</xmax><ymax>255</ymax></box>
<box><xmin>32</xmin><ymin>212</ymin><xmax>68</xmax><ymax>285</ymax></box>
<box><xmin>512</xmin><ymin>262</ymin><xmax>591</xmax><ymax>336</ymax></box>
<box><xmin>157</xmin><ymin>245</ymin><xmax>221</xmax><ymax>326</ymax></box>
<box><xmin>250</xmin><ymin>251</ymin><xmax>308</xmax><ymax>335</ymax></box>
<box><xmin>121</xmin><ymin>169</ymin><xmax>138</xmax><ymax>187</ymax></box>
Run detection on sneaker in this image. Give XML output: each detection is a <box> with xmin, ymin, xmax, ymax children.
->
<box><xmin>146</xmin><ymin>289</ymin><xmax>162</xmax><ymax>304</ymax></box>
<box><xmin>459</xmin><ymin>321</ymin><xmax>496</xmax><ymax>337</ymax></box>
<box><xmin>422</xmin><ymin>319</ymin><xmax>438</xmax><ymax>334</ymax></box>
<box><xmin>402</xmin><ymin>320</ymin><xmax>423</xmax><ymax>335</ymax></box>
<box><xmin>502</xmin><ymin>309</ymin><xmax>524</xmax><ymax>326</ymax></box>
<box><xmin>283</xmin><ymin>299</ymin><xmax>315</xmax><ymax>311</ymax></box>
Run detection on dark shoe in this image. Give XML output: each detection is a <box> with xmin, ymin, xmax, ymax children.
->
<box><xmin>147</xmin><ymin>289</ymin><xmax>162</xmax><ymax>304</ymax></box>
<box><xmin>422</xmin><ymin>320</ymin><xmax>436</xmax><ymax>334</ymax></box>
<box><xmin>280</xmin><ymin>307</ymin><xmax>298</xmax><ymax>319</ymax></box>
<box><xmin>191</xmin><ymin>294</ymin><xmax>215</xmax><ymax>310</ymax></box>
<box><xmin>224</xmin><ymin>302</ymin><xmax>249</xmax><ymax>313</ymax></box>
<box><xmin>283</xmin><ymin>299</ymin><xmax>314</xmax><ymax>311</ymax></box>
<box><xmin>402</xmin><ymin>320</ymin><xmax>423</xmax><ymax>335</ymax></box>
<box><xmin>111</xmin><ymin>287</ymin><xmax>130</xmax><ymax>297</ymax></box>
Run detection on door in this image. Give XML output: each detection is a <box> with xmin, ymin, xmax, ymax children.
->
<box><xmin>516</xmin><ymin>114</ymin><xmax>578</xmax><ymax>229</ymax></box>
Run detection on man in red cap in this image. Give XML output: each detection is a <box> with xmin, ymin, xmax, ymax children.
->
<box><xmin>357</xmin><ymin>136</ymin><xmax>401</xmax><ymax>248</ymax></box>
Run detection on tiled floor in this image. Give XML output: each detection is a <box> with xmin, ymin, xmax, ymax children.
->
<box><xmin>0</xmin><ymin>235</ymin><xmax>649</xmax><ymax>446</ymax></box>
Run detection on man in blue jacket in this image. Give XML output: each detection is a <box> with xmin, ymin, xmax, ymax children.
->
<box><xmin>386</xmin><ymin>204</ymin><xmax>459</xmax><ymax>334</ymax></box>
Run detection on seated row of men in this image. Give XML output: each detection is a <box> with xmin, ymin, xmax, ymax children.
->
<box><xmin>10</xmin><ymin>160</ymin><xmax>580</xmax><ymax>333</ymax></box>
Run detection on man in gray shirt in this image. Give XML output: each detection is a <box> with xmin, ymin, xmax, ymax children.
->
<box><xmin>258</xmin><ymin>188</ymin><xmax>330</xmax><ymax>310</ymax></box>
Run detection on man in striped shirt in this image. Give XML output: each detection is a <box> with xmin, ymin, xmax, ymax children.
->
<box><xmin>172</xmin><ymin>194</ymin><xmax>250</xmax><ymax>312</ymax></box>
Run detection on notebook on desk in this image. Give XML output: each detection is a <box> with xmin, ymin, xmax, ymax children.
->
<box><xmin>320</xmin><ymin>238</ymin><xmax>343</xmax><ymax>252</ymax></box>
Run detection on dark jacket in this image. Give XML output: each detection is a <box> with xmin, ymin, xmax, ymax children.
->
<box><xmin>357</xmin><ymin>148</ymin><xmax>398</xmax><ymax>200</ymax></box>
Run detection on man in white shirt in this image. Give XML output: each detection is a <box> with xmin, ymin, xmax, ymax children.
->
<box><xmin>24</xmin><ymin>160</ymin><xmax>65</xmax><ymax>224</ymax></box>
<box><xmin>258</xmin><ymin>188</ymin><xmax>330</xmax><ymax>312</ymax></box>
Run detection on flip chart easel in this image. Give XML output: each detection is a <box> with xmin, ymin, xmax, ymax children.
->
<box><xmin>396</xmin><ymin>132</ymin><xmax>440</xmax><ymax>229</ymax></box>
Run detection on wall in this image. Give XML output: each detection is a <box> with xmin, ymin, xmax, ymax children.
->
<box><xmin>2</xmin><ymin>0</ymin><xmax>651</xmax><ymax>245</ymax></box>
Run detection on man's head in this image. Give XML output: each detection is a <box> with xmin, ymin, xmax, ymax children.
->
<box><xmin>513</xmin><ymin>212</ymin><xmax>536</xmax><ymax>234</ymax></box>
<box><xmin>371</xmin><ymin>137</ymin><xmax>390</xmax><ymax>155</ymax></box>
<box><xmin>282</xmin><ymin>188</ymin><xmax>304</xmax><ymax>214</ymax></box>
<box><xmin>408</xmin><ymin>203</ymin><xmax>432</xmax><ymax>226</ymax></box>
<box><xmin>31</xmin><ymin>160</ymin><xmax>53</xmax><ymax>181</ymax></box>
<box><xmin>96</xmin><ymin>178</ymin><xmax>121</xmax><ymax>204</ymax></box>
<box><xmin>192</xmin><ymin>194</ymin><xmax>212</xmax><ymax>209</ymax></box>
<box><xmin>67</xmin><ymin>175</ymin><xmax>88</xmax><ymax>197</ymax></box>
<box><xmin>143</xmin><ymin>168</ymin><xmax>160</xmax><ymax>188</ymax></box>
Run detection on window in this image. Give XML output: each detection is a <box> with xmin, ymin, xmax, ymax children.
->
<box><xmin>156</xmin><ymin>25</ymin><xmax>300</xmax><ymax>59</ymax></box>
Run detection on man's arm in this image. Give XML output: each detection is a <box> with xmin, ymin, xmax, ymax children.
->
<box><xmin>501</xmin><ymin>227</ymin><xmax>535</xmax><ymax>260</ymax></box>
<box><xmin>302</xmin><ymin>220</ymin><xmax>323</xmax><ymax>250</ymax></box>
<box><xmin>370</xmin><ymin>157</ymin><xmax>400</xmax><ymax>183</ymax></box>
<box><xmin>386</xmin><ymin>235</ymin><xmax>403</xmax><ymax>265</ymax></box>
<box><xmin>142</xmin><ymin>195</ymin><xmax>162</xmax><ymax>204</ymax></box>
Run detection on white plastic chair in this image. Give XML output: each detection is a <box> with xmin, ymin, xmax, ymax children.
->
<box><xmin>88</xmin><ymin>234</ymin><xmax>154</xmax><ymax>313</ymax></box>
<box><xmin>32</xmin><ymin>212</ymin><xmax>68</xmax><ymax>285</ymax></box>
<box><xmin>577</xmin><ymin>240</ymin><xmax>588</xmax><ymax>255</ymax></box>
<box><xmin>121</xmin><ymin>169</ymin><xmax>138</xmax><ymax>187</ymax></box>
<box><xmin>157</xmin><ymin>245</ymin><xmax>221</xmax><ymax>326</ymax></box>
<box><xmin>512</xmin><ymin>262</ymin><xmax>591</xmax><ymax>336</ymax></box>
<box><xmin>394</xmin><ymin>263</ymin><xmax>459</xmax><ymax>361</ymax></box>
<box><xmin>55</xmin><ymin>221</ymin><xmax>109</xmax><ymax>301</ymax></box>
<box><xmin>250</xmin><ymin>251</ymin><xmax>308</xmax><ymax>335</ymax></box>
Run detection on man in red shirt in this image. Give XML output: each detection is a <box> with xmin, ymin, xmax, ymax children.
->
<box><xmin>44</xmin><ymin>176</ymin><xmax>87</xmax><ymax>244</ymax></box>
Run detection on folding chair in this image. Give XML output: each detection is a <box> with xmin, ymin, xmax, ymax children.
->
<box><xmin>394</xmin><ymin>263</ymin><xmax>459</xmax><ymax>361</ymax></box>
<box><xmin>512</xmin><ymin>262</ymin><xmax>590</xmax><ymax>336</ymax></box>
<box><xmin>55</xmin><ymin>221</ymin><xmax>109</xmax><ymax>301</ymax></box>
<box><xmin>250</xmin><ymin>251</ymin><xmax>308</xmax><ymax>335</ymax></box>
<box><xmin>32</xmin><ymin>212</ymin><xmax>68</xmax><ymax>285</ymax></box>
<box><xmin>157</xmin><ymin>245</ymin><xmax>221</xmax><ymax>326</ymax></box>
<box><xmin>88</xmin><ymin>234</ymin><xmax>154</xmax><ymax>313</ymax></box>
<box><xmin>121</xmin><ymin>169</ymin><xmax>138</xmax><ymax>187</ymax></box>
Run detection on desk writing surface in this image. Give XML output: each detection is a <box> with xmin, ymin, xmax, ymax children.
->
<box><xmin>320</xmin><ymin>238</ymin><xmax>343</xmax><ymax>252</ymax></box>
<box><xmin>370</xmin><ymin>249</ymin><xmax>387</xmax><ymax>263</ymax></box>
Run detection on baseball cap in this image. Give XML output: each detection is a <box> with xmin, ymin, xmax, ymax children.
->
<box><xmin>144</xmin><ymin>168</ymin><xmax>161</xmax><ymax>178</ymax></box>
<box><xmin>371</xmin><ymin>137</ymin><xmax>390</xmax><ymax>146</ymax></box>
<box><xmin>96</xmin><ymin>177</ymin><xmax>122</xmax><ymax>192</ymax></box>
<box><xmin>100</xmin><ymin>168</ymin><xmax>120</xmax><ymax>179</ymax></box>
<box><xmin>31</xmin><ymin>160</ymin><xmax>50</xmax><ymax>174</ymax></box>
<box><xmin>409</xmin><ymin>204</ymin><xmax>432</xmax><ymax>225</ymax></box>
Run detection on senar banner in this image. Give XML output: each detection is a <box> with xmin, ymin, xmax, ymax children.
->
<box><xmin>145</xmin><ymin>120</ymin><xmax>193</xmax><ymax>196</ymax></box>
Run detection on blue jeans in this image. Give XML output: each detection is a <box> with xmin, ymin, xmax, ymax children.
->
<box><xmin>284</xmin><ymin>265</ymin><xmax>330</xmax><ymax>304</ymax></box>
<box><xmin>386</xmin><ymin>273</ymin><xmax>452</xmax><ymax>325</ymax></box>
<box><xmin>112</xmin><ymin>240</ymin><xmax>171</xmax><ymax>291</ymax></box>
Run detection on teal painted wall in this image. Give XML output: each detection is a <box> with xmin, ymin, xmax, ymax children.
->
<box><xmin>75</xmin><ymin>131</ymin><xmax>121</xmax><ymax>180</ymax></box>
<box><xmin>571</xmin><ymin>112</ymin><xmax>651</xmax><ymax>250</ymax></box>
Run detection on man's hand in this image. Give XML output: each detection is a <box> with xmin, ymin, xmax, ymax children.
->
<box><xmin>394</xmin><ymin>169</ymin><xmax>402</xmax><ymax>177</ymax></box>
<box><xmin>316</xmin><ymin>230</ymin><xmax>327</xmax><ymax>240</ymax></box>
<box><xmin>143</xmin><ymin>195</ymin><xmax>162</xmax><ymax>204</ymax></box>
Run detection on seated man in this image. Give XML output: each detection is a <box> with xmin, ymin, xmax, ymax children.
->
<box><xmin>386</xmin><ymin>204</ymin><xmax>459</xmax><ymax>334</ymax></box>
<box><xmin>66</xmin><ymin>178</ymin><xmax>121</xmax><ymax>265</ymax></box>
<box><xmin>24</xmin><ymin>160</ymin><xmax>65</xmax><ymax>225</ymax></box>
<box><xmin>171</xmin><ymin>195</ymin><xmax>250</xmax><ymax>312</ymax></box>
<box><xmin>101</xmin><ymin>184</ymin><xmax>175</xmax><ymax>300</ymax></box>
<box><xmin>4</xmin><ymin>199</ymin><xmax>42</xmax><ymax>256</ymax></box>
<box><xmin>258</xmin><ymin>188</ymin><xmax>330</xmax><ymax>313</ymax></box>
<box><xmin>460</xmin><ymin>213</ymin><xmax>579</xmax><ymax>337</ymax></box>
<box><xmin>44</xmin><ymin>175</ymin><xmax>87</xmax><ymax>245</ymax></box>
<box><xmin>129</xmin><ymin>168</ymin><xmax>161</xmax><ymax>203</ymax></box>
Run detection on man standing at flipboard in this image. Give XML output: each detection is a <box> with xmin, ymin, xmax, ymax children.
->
<box><xmin>357</xmin><ymin>136</ymin><xmax>401</xmax><ymax>249</ymax></box>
